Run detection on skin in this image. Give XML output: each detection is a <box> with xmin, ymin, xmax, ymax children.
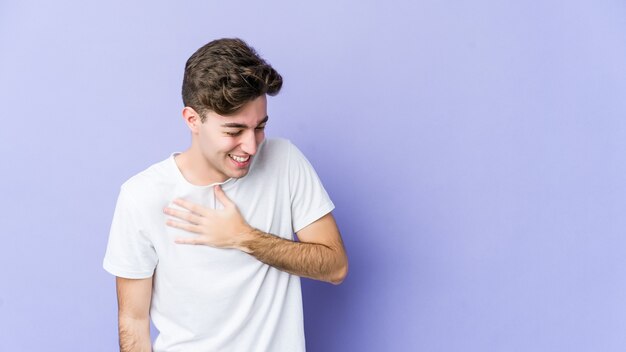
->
<box><xmin>117</xmin><ymin>95</ymin><xmax>348</xmax><ymax>350</ymax></box>
<box><xmin>174</xmin><ymin>95</ymin><xmax>269</xmax><ymax>185</ymax></box>
<box><xmin>165</xmin><ymin>185</ymin><xmax>348</xmax><ymax>284</ymax></box>
<box><xmin>116</xmin><ymin>277</ymin><xmax>152</xmax><ymax>352</ymax></box>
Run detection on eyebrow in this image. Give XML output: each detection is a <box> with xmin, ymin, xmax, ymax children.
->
<box><xmin>221</xmin><ymin>116</ymin><xmax>269</xmax><ymax>129</ymax></box>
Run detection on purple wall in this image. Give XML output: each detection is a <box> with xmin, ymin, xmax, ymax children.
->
<box><xmin>1</xmin><ymin>1</ymin><xmax>625</xmax><ymax>351</ymax></box>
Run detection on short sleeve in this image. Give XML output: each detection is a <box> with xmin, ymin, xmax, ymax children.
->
<box><xmin>287</xmin><ymin>142</ymin><xmax>335</xmax><ymax>233</ymax></box>
<box><xmin>103</xmin><ymin>186</ymin><xmax>157</xmax><ymax>279</ymax></box>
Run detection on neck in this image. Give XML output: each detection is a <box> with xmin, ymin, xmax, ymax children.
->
<box><xmin>175</xmin><ymin>147</ymin><xmax>228</xmax><ymax>186</ymax></box>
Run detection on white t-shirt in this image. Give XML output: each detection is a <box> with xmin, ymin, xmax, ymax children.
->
<box><xmin>103</xmin><ymin>138</ymin><xmax>334</xmax><ymax>352</ymax></box>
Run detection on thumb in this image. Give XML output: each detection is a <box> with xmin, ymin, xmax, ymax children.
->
<box><xmin>214</xmin><ymin>185</ymin><xmax>235</xmax><ymax>208</ymax></box>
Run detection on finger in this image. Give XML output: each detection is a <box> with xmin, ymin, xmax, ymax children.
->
<box><xmin>163</xmin><ymin>207</ymin><xmax>203</xmax><ymax>224</ymax></box>
<box><xmin>166</xmin><ymin>219</ymin><xmax>202</xmax><ymax>233</ymax></box>
<box><xmin>174</xmin><ymin>237</ymin><xmax>202</xmax><ymax>245</ymax></box>
<box><xmin>173</xmin><ymin>198</ymin><xmax>209</xmax><ymax>216</ymax></box>
<box><xmin>214</xmin><ymin>185</ymin><xmax>235</xmax><ymax>208</ymax></box>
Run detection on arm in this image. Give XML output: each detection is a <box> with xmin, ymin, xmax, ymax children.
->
<box><xmin>164</xmin><ymin>186</ymin><xmax>348</xmax><ymax>284</ymax></box>
<box><xmin>116</xmin><ymin>277</ymin><xmax>153</xmax><ymax>352</ymax></box>
<box><xmin>240</xmin><ymin>212</ymin><xmax>348</xmax><ymax>284</ymax></box>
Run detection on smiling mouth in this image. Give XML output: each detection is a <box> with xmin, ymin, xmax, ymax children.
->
<box><xmin>228</xmin><ymin>154</ymin><xmax>250</xmax><ymax>163</ymax></box>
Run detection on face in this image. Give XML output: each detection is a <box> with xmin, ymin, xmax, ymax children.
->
<box><xmin>188</xmin><ymin>95</ymin><xmax>268</xmax><ymax>182</ymax></box>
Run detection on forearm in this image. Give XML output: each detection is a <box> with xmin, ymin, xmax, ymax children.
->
<box><xmin>240</xmin><ymin>229</ymin><xmax>347</xmax><ymax>284</ymax></box>
<box><xmin>164</xmin><ymin>192</ymin><xmax>348</xmax><ymax>283</ymax></box>
<box><xmin>118</xmin><ymin>316</ymin><xmax>152</xmax><ymax>352</ymax></box>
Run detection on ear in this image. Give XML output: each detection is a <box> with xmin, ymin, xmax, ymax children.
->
<box><xmin>182</xmin><ymin>107</ymin><xmax>202</xmax><ymax>133</ymax></box>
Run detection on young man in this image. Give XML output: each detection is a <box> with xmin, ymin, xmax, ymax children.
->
<box><xmin>103</xmin><ymin>38</ymin><xmax>348</xmax><ymax>351</ymax></box>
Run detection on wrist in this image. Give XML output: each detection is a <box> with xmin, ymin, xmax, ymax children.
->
<box><xmin>236</xmin><ymin>226</ymin><xmax>258</xmax><ymax>253</ymax></box>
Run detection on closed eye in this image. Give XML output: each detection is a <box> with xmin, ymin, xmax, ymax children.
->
<box><xmin>224</xmin><ymin>122</ymin><xmax>266</xmax><ymax>136</ymax></box>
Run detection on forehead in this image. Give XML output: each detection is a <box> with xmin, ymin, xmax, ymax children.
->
<box><xmin>206</xmin><ymin>95</ymin><xmax>268</xmax><ymax>125</ymax></box>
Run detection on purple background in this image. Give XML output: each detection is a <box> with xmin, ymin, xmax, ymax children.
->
<box><xmin>1</xmin><ymin>1</ymin><xmax>625</xmax><ymax>351</ymax></box>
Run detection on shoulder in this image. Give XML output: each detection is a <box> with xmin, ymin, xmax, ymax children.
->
<box><xmin>257</xmin><ymin>138</ymin><xmax>308</xmax><ymax>162</ymax></box>
<box><xmin>118</xmin><ymin>156</ymin><xmax>173</xmax><ymax>202</ymax></box>
<box><xmin>259</xmin><ymin>138</ymin><xmax>293</xmax><ymax>155</ymax></box>
<box><xmin>244</xmin><ymin>138</ymin><xmax>302</xmax><ymax>180</ymax></box>
<box><xmin>258</xmin><ymin>139</ymin><xmax>322</xmax><ymax>182</ymax></box>
<box><xmin>251</xmin><ymin>138</ymin><xmax>293</xmax><ymax>168</ymax></box>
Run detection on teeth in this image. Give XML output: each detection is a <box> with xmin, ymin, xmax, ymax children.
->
<box><xmin>229</xmin><ymin>154</ymin><xmax>250</xmax><ymax>163</ymax></box>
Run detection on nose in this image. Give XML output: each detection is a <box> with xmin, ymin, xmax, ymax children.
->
<box><xmin>240</xmin><ymin>129</ymin><xmax>258</xmax><ymax>155</ymax></box>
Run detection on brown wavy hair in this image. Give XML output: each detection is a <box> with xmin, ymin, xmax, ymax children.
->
<box><xmin>182</xmin><ymin>38</ymin><xmax>283</xmax><ymax>121</ymax></box>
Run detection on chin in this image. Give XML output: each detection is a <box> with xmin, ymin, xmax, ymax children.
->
<box><xmin>226</xmin><ymin>168</ymin><xmax>250</xmax><ymax>179</ymax></box>
<box><xmin>223</xmin><ymin>157</ymin><xmax>252</xmax><ymax>179</ymax></box>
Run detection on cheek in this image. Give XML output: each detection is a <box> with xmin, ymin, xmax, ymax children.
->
<box><xmin>256</xmin><ymin>131</ymin><xmax>265</xmax><ymax>144</ymax></box>
<box><xmin>197</xmin><ymin>127</ymin><xmax>215</xmax><ymax>144</ymax></box>
<box><xmin>198</xmin><ymin>131</ymin><xmax>226</xmax><ymax>157</ymax></box>
<box><xmin>221</xmin><ymin>138</ymin><xmax>241</xmax><ymax>155</ymax></box>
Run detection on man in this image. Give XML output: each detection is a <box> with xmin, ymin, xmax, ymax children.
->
<box><xmin>103</xmin><ymin>38</ymin><xmax>348</xmax><ymax>351</ymax></box>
